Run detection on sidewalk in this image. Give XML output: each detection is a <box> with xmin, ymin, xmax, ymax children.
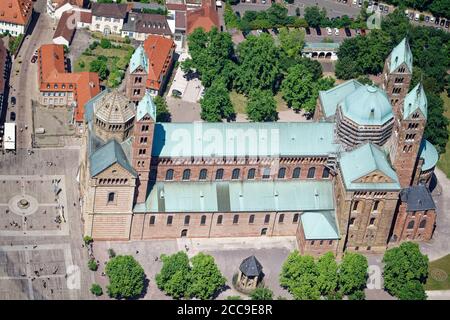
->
<box><xmin>426</xmin><ymin>290</ymin><xmax>450</xmax><ymax>300</ymax></box>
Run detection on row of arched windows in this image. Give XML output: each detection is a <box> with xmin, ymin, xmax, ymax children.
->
<box><xmin>407</xmin><ymin>219</ymin><xmax>427</xmax><ymax>230</ymax></box>
<box><xmin>98</xmin><ymin>178</ymin><xmax>128</xmax><ymax>185</ymax></box>
<box><xmin>165</xmin><ymin>167</ymin><xmax>330</xmax><ymax>181</ymax></box>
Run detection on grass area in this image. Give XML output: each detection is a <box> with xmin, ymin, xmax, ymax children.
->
<box><xmin>437</xmin><ymin>92</ymin><xmax>450</xmax><ymax>178</ymax></box>
<box><xmin>425</xmin><ymin>254</ymin><xmax>450</xmax><ymax>290</ymax></box>
<box><xmin>229</xmin><ymin>91</ymin><xmax>289</xmax><ymax>115</ymax></box>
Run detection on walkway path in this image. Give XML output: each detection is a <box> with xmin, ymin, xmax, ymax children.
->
<box><xmin>420</xmin><ymin>168</ymin><xmax>450</xmax><ymax>261</ymax></box>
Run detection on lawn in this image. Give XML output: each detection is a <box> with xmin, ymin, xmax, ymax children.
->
<box><xmin>425</xmin><ymin>254</ymin><xmax>450</xmax><ymax>290</ymax></box>
<box><xmin>229</xmin><ymin>91</ymin><xmax>289</xmax><ymax>115</ymax></box>
<box><xmin>437</xmin><ymin>92</ymin><xmax>450</xmax><ymax>178</ymax></box>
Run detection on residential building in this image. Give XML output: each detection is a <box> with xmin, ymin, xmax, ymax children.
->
<box><xmin>122</xmin><ymin>12</ymin><xmax>172</xmax><ymax>41</ymax></box>
<box><xmin>80</xmin><ymin>38</ymin><xmax>438</xmax><ymax>256</ymax></box>
<box><xmin>0</xmin><ymin>0</ymin><xmax>33</xmax><ymax>36</ymax></box>
<box><xmin>47</xmin><ymin>0</ymin><xmax>87</xmax><ymax>18</ymax></box>
<box><xmin>37</xmin><ymin>44</ymin><xmax>100</xmax><ymax>123</ymax></box>
<box><xmin>52</xmin><ymin>10</ymin><xmax>91</xmax><ymax>46</ymax></box>
<box><xmin>125</xmin><ymin>35</ymin><xmax>175</xmax><ymax>100</ymax></box>
<box><xmin>186</xmin><ymin>0</ymin><xmax>219</xmax><ymax>34</ymax></box>
<box><xmin>90</xmin><ymin>2</ymin><xmax>129</xmax><ymax>35</ymax></box>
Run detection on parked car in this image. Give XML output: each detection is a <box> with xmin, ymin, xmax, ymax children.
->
<box><xmin>11</xmin><ymin>96</ymin><xmax>16</xmax><ymax>106</ymax></box>
<box><xmin>379</xmin><ymin>4</ymin><xmax>384</xmax><ymax>11</ymax></box>
<box><xmin>435</xmin><ymin>18</ymin><xmax>440</xmax><ymax>25</ymax></box>
<box><xmin>10</xmin><ymin>112</ymin><xmax>16</xmax><ymax>122</ymax></box>
<box><xmin>430</xmin><ymin>16</ymin><xmax>435</xmax><ymax>23</ymax></box>
<box><xmin>368</xmin><ymin>0</ymin><xmax>373</xmax><ymax>5</ymax></box>
<box><xmin>358</xmin><ymin>0</ymin><xmax>363</xmax><ymax>7</ymax></box>
<box><xmin>409</xmin><ymin>13</ymin><xmax>414</xmax><ymax>20</ymax></box>
<box><xmin>384</xmin><ymin>6</ymin><xmax>388</xmax><ymax>13</ymax></box>
<box><xmin>172</xmin><ymin>89</ymin><xmax>182</xmax><ymax>97</ymax></box>
<box><xmin>316</xmin><ymin>27</ymin><xmax>322</xmax><ymax>36</ymax></box>
<box><xmin>352</xmin><ymin>0</ymin><xmax>357</xmax><ymax>4</ymax></box>
<box><xmin>326</xmin><ymin>27</ymin><xmax>332</xmax><ymax>35</ymax></box>
<box><xmin>305</xmin><ymin>27</ymin><xmax>311</xmax><ymax>35</ymax></box>
<box><xmin>31</xmin><ymin>55</ymin><xmax>37</xmax><ymax>63</ymax></box>
<box><xmin>272</xmin><ymin>28</ymin><xmax>279</xmax><ymax>35</ymax></box>
<box><xmin>446</xmin><ymin>20</ymin><xmax>449</xmax><ymax>28</ymax></box>
<box><xmin>425</xmin><ymin>16</ymin><xmax>430</xmax><ymax>22</ymax></box>
<box><xmin>334</xmin><ymin>28</ymin><xmax>339</xmax><ymax>35</ymax></box>
<box><xmin>355</xmin><ymin>28</ymin><xmax>361</xmax><ymax>35</ymax></box>
<box><xmin>361</xmin><ymin>29</ymin><xmax>366</xmax><ymax>36</ymax></box>
<box><xmin>344</xmin><ymin>27</ymin><xmax>351</xmax><ymax>37</ymax></box>
<box><xmin>415</xmin><ymin>13</ymin><xmax>420</xmax><ymax>21</ymax></box>
<box><xmin>440</xmin><ymin>19</ymin><xmax>446</xmax><ymax>26</ymax></box>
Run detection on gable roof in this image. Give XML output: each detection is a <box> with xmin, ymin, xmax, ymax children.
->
<box><xmin>400</xmin><ymin>185</ymin><xmax>435</xmax><ymax>212</ymax></box>
<box><xmin>143</xmin><ymin>35</ymin><xmax>175</xmax><ymax>91</ymax></box>
<box><xmin>53</xmin><ymin>11</ymin><xmax>76</xmax><ymax>43</ymax></box>
<box><xmin>122</xmin><ymin>12</ymin><xmax>172</xmax><ymax>36</ymax></box>
<box><xmin>136</xmin><ymin>91</ymin><xmax>157</xmax><ymax>121</ymax></box>
<box><xmin>301</xmin><ymin>210</ymin><xmax>340</xmax><ymax>240</ymax></box>
<box><xmin>403</xmin><ymin>83</ymin><xmax>427</xmax><ymax>120</ymax></box>
<box><xmin>239</xmin><ymin>256</ymin><xmax>263</xmax><ymax>277</ymax></box>
<box><xmin>91</xmin><ymin>3</ymin><xmax>129</xmax><ymax>19</ymax></box>
<box><xmin>339</xmin><ymin>143</ymin><xmax>401</xmax><ymax>191</ymax></box>
<box><xmin>0</xmin><ymin>0</ymin><xmax>33</xmax><ymax>26</ymax></box>
<box><xmin>389</xmin><ymin>37</ymin><xmax>413</xmax><ymax>73</ymax></box>
<box><xmin>129</xmin><ymin>45</ymin><xmax>149</xmax><ymax>74</ymax></box>
<box><xmin>319</xmin><ymin>79</ymin><xmax>363</xmax><ymax>118</ymax></box>
<box><xmin>89</xmin><ymin>139</ymin><xmax>136</xmax><ymax>177</ymax></box>
<box><xmin>186</xmin><ymin>0</ymin><xmax>219</xmax><ymax>34</ymax></box>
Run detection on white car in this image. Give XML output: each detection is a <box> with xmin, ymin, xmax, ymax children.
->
<box><xmin>353</xmin><ymin>0</ymin><xmax>357</xmax><ymax>4</ymax></box>
<box><xmin>326</xmin><ymin>27</ymin><xmax>332</xmax><ymax>35</ymax></box>
<box><xmin>415</xmin><ymin>13</ymin><xmax>420</xmax><ymax>21</ymax></box>
<box><xmin>430</xmin><ymin>16</ymin><xmax>435</xmax><ymax>22</ymax></box>
<box><xmin>334</xmin><ymin>28</ymin><xmax>339</xmax><ymax>35</ymax></box>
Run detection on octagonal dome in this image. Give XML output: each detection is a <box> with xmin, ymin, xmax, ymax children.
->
<box><xmin>94</xmin><ymin>90</ymin><xmax>135</xmax><ymax>125</ymax></box>
<box><xmin>340</xmin><ymin>85</ymin><xmax>393</xmax><ymax>126</ymax></box>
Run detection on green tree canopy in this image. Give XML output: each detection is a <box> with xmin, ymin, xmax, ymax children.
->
<box><xmin>235</xmin><ymin>33</ymin><xmax>280</xmax><ymax>94</ymax></box>
<box><xmin>316</xmin><ymin>252</ymin><xmax>339</xmax><ymax>298</ymax></box>
<box><xmin>155</xmin><ymin>251</ymin><xmax>191</xmax><ymax>299</ymax></box>
<box><xmin>187</xmin><ymin>253</ymin><xmax>226</xmax><ymax>300</ymax></box>
<box><xmin>200</xmin><ymin>79</ymin><xmax>235</xmax><ymax>122</ymax></box>
<box><xmin>338</xmin><ymin>252</ymin><xmax>368</xmax><ymax>297</ymax></box>
<box><xmin>105</xmin><ymin>255</ymin><xmax>146</xmax><ymax>299</ymax></box>
<box><xmin>383</xmin><ymin>242</ymin><xmax>429</xmax><ymax>300</ymax></box>
<box><xmin>153</xmin><ymin>96</ymin><xmax>171</xmax><ymax>122</ymax></box>
<box><xmin>246</xmin><ymin>89</ymin><xmax>278</xmax><ymax>122</ymax></box>
<box><xmin>304</xmin><ymin>6</ymin><xmax>327</xmax><ymax>28</ymax></box>
<box><xmin>278</xmin><ymin>27</ymin><xmax>305</xmax><ymax>59</ymax></box>
<box><xmin>250</xmin><ymin>287</ymin><xmax>274</xmax><ymax>300</ymax></box>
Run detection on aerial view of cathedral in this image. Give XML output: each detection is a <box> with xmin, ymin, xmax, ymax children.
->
<box><xmin>1</xmin><ymin>0</ymin><xmax>449</xmax><ymax>303</ymax></box>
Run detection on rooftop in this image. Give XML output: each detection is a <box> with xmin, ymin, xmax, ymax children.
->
<box><xmin>403</xmin><ymin>83</ymin><xmax>427</xmax><ymax>120</ymax></box>
<box><xmin>419</xmin><ymin>139</ymin><xmax>438</xmax><ymax>171</ymax></box>
<box><xmin>400</xmin><ymin>185</ymin><xmax>435</xmax><ymax>212</ymax></box>
<box><xmin>136</xmin><ymin>91</ymin><xmax>157</xmax><ymax>121</ymax></box>
<box><xmin>122</xmin><ymin>12</ymin><xmax>172</xmax><ymax>37</ymax></box>
<box><xmin>91</xmin><ymin>2</ymin><xmax>129</xmax><ymax>19</ymax></box>
<box><xmin>93</xmin><ymin>90</ymin><xmax>136</xmax><ymax>125</ymax></box>
<box><xmin>239</xmin><ymin>256</ymin><xmax>263</xmax><ymax>277</ymax></box>
<box><xmin>319</xmin><ymin>79</ymin><xmax>363</xmax><ymax>118</ymax></box>
<box><xmin>0</xmin><ymin>0</ymin><xmax>33</xmax><ymax>26</ymax></box>
<box><xmin>142</xmin><ymin>35</ymin><xmax>175</xmax><ymax>91</ymax></box>
<box><xmin>300</xmin><ymin>210</ymin><xmax>340</xmax><ymax>240</ymax></box>
<box><xmin>389</xmin><ymin>37</ymin><xmax>413</xmax><ymax>73</ymax></box>
<box><xmin>186</xmin><ymin>0</ymin><xmax>219</xmax><ymax>34</ymax></box>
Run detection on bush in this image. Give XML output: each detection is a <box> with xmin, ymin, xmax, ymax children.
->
<box><xmin>100</xmin><ymin>38</ymin><xmax>112</xmax><ymax>49</ymax></box>
<box><xmin>88</xmin><ymin>258</ymin><xmax>98</xmax><ymax>271</ymax></box>
<box><xmin>83</xmin><ymin>235</ymin><xmax>93</xmax><ymax>245</ymax></box>
<box><xmin>90</xmin><ymin>283</ymin><xmax>103</xmax><ymax>296</ymax></box>
<box><xmin>250</xmin><ymin>287</ymin><xmax>273</xmax><ymax>300</ymax></box>
<box><xmin>226</xmin><ymin>295</ymin><xmax>242</xmax><ymax>300</ymax></box>
<box><xmin>108</xmin><ymin>248</ymin><xmax>116</xmax><ymax>259</ymax></box>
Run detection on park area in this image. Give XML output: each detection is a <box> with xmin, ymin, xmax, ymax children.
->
<box><xmin>425</xmin><ymin>254</ymin><xmax>450</xmax><ymax>291</ymax></box>
<box><xmin>73</xmin><ymin>37</ymin><xmax>134</xmax><ymax>88</ymax></box>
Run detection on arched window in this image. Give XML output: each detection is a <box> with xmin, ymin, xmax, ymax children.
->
<box><xmin>322</xmin><ymin>167</ymin><xmax>330</xmax><ymax>178</ymax></box>
<box><xmin>349</xmin><ymin>217</ymin><xmax>356</xmax><ymax>225</ymax></box>
<box><xmin>262</xmin><ymin>167</ymin><xmax>271</xmax><ymax>179</ymax></box>
<box><xmin>372</xmin><ymin>200</ymin><xmax>380</xmax><ymax>212</ymax></box>
<box><xmin>107</xmin><ymin>192</ymin><xmax>115</xmax><ymax>203</ymax></box>
<box><xmin>278</xmin><ymin>167</ymin><xmax>286</xmax><ymax>179</ymax></box>
<box><xmin>249</xmin><ymin>214</ymin><xmax>255</xmax><ymax>224</ymax></box>
<box><xmin>407</xmin><ymin>220</ymin><xmax>415</xmax><ymax>229</ymax></box>
<box><xmin>167</xmin><ymin>216</ymin><xmax>173</xmax><ymax>225</ymax></box>
<box><xmin>247</xmin><ymin>168</ymin><xmax>256</xmax><ymax>179</ymax></box>
<box><xmin>149</xmin><ymin>216</ymin><xmax>155</xmax><ymax>225</ymax></box>
<box><xmin>307</xmin><ymin>167</ymin><xmax>316</xmax><ymax>179</ymax></box>
<box><xmin>292</xmin><ymin>167</ymin><xmax>301</xmax><ymax>179</ymax></box>
<box><xmin>233</xmin><ymin>214</ymin><xmax>239</xmax><ymax>224</ymax></box>
<box><xmin>200</xmin><ymin>215</ymin><xmax>207</xmax><ymax>225</ymax></box>
<box><xmin>232</xmin><ymin>168</ymin><xmax>240</xmax><ymax>180</ymax></box>
<box><xmin>279</xmin><ymin>214</ymin><xmax>285</xmax><ymax>223</ymax></box>
<box><xmin>352</xmin><ymin>201</ymin><xmax>359</xmax><ymax>212</ymax></box>
<box><xmin>184</xmin><ymin>215</ymin><xmax>190</xmax><ymax>225</ymax></box>
<box><xmin>199</xmin><ymin>169</ymin><xmax>207</xmax><ymax>180</ymax></box>
<box><xmin>293</xmin><ymin>213</ymin><xmax>299</xmax><ymax>223</ymax></box>
<box><xmin>217</xmin><ymin>215</ymin><xmax>223</xmax><ymax>225</ymax></box>
<box><xmin>165</xmin><ymin>169</ymin><xmax>174</xmax><ymax>181</ymax></box>
<box><xmin>419</xmin><ymin>219</ymin><xmax>426</xmax><ymax>229</ymax></box>
<box><xmin>264</xmin><ymin>214</ymin><xmax>270</xmax><ymax>224</ymax></box>
<box><xmin>182</xmin><ymin>169</ymin><xmax>191</xmax><ymax>180</ymax></box>
<box><xmin>215</xmin><ymin>168</ymin><xmax>224</xmax><ymax>180</ymax></box>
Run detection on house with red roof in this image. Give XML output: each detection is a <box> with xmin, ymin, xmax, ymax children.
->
<box><xmin>125</xmin><ymin>35</ymin><xmax>176</xmax><ymax>101</ymax></box>
<box><xmin>0</xmin><ymin>0</ymin><xmax>33</xmax><ymax>36</ymax></box>
<box><xmin>186</xmin><ymin>0</ymin><xmax>219</xmax><ymax>34</ymax></box>
<box><xmin>37</xmin><ymin>44</ymin><xmax>100</xmax><ymax>123</ymax></box>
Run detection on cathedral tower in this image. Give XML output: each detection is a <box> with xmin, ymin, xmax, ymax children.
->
<box><xmin>382</xmin><ymin>38</ymin><xmax>413</xmax><ymax>118</ymax></box>
<box><xmin>131</xmin><ymin>91</ymin><xmax>157</xmax><ymax>203</ymax></box>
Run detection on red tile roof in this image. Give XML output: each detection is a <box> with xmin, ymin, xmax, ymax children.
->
<box><xmin>53</xmin><ymin>11</ymin><xmax>76</xmax><ymax>43</ymax></box>
<box><xmin>0</xmin><ymin>0</ymin><xmax>33</xmax><ymax>26</ymax></box>
<box><xmin>186</xmin><ymin>0</ymin><xmax>219</xmax><ymax>34</ymax></box>
<box><xmin>38</xmin><ymin>44</ymin><xmax>100</xmax><ymax>122</ymax></box>
<box><xmin>142</xmin><ymin>35</ymin><xmax>175</xmax><ymax>91</ymax></box>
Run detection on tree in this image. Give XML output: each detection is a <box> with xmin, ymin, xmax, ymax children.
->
<box><xmin>278</xmin><ymin>27</ymin><xmax>305</xmax><ymax>59</ymax></box>
<box><xmin>280</xmin><ymin>251</ymin><xmax>320</xmax><ymax>300</ymax></box>
<box><xmin>154</xmin><ymin>96</ymin><xmax>171</xmax><ymax>122</ymax></box>
<box><xmin>100</xmin><ymin>38</ymin><xmax>112</xmax><ymax>49</ymax></box>
<box><xmin>383</xmin><ymin>242</ymin><xmax>428</xmax><ymax>300</ymax></box>
<box><xmin>266</xmin><ymin>3</ymin><xmax>289</xmax><ymax>26</ymax></box>
<box><xmin>235</xmin><ymin>34</ymin><xmax>280</xmax><ymax>94</ymax></box>
<box><xmin>246</xmin><ymin>89</ymin><xmax>278</xmax><ymax>122</ymax></box>
<box><xmin>156</xmin><ymin>251</ymin><xmax>191</xmax><ymax>299</ymax></box>
<box><xmin>224</xmin><ymin>2</ymin><xmax>240</xmax><ymax>29</ymax></box>
<box><xmin>88</xmin><ymin>258</ymin><xmax>98</xmax><ymax>271</ymax></box>
<box><xmin>338</xmin><ymin>252</ymin><xmax>368</xmax><ymax>297</ymax></box>
<box><xmin>105</xmin><ymin>255</ymin><xmax>145</xmax><ymax>299</ymax></box>
<box><xmin>281</xmin><ymin>64</ymin><xmax>315</xmax><ymax>112</ymax></box>
<box><xmin>89</xmin><ymin>58</ymin><xmax>109</xmax><ymax>80</ymax></box>
<box><xmin>187</xmin><ymin>253</ymin><xmax>226</xmax><ymax>300</ymax></box>
<box><xmin>250</xmin><ymin>287</ymin><xmax>273</xmax><ymax>300</ymax></box>
<box><xmin>90</xmin><ymin>283</ymin><xmax>103</xmax><ymax>296</ymax></box>
<box><xmin>316</xmin><ymin>252</ymin><xmax>338</xmax><ymax>298</ymax></box>
<box><xmin>200</xmin><ymin>80</ymin><xmax>235</xmax><ymax>122</ymax></box>
<box><xmin>304</xmin><ymin>6</ymin><xmax>327</xmax><ymax>28</ymax></box>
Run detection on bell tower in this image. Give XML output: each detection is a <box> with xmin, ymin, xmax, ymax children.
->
<box><xmin>131</xmin><ymin>91</ymin><xmax>157</xmax><ymax>203</ymax></box>
<box><xmin>382</xmin><ymin>38</ymin><xmax>413</xmax><ymax>119</ymax></box>
<box><xmin>389</xmin><ymin>83</ymin><xmax>427</xmax><ymax>188</ymax></box>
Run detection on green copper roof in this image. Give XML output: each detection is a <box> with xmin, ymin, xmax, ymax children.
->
<box><xmin>89</xmin><ymin>140</ymin><xmax>137</xmax><ymax>177</ymax></box>
<box><xmin>151</xmin><ymin>122</ymin><xmax>338</xmax><ymax>158</ymax></box>
<box><xmin>136</xmin><ymin>91</ymin><xmax>157</xmax><ymax>121</ymax></box>
<box><xmin>319</xmin><ymin>79</ymin><xmax>363</xmax><ymax>118</ymax></box>
<box><xmin>340</xmin><ymin>85</ymin><xmax>393</xmax><ymax>126</ymax></box>
<box><xmin>339</xmin><ymin>143</ymin><xmax>401</xmax><ymax>191</ymax></box>
<box><xmin>403</xmin><ymin>83</ymin><xmax>427</xmax><ymax>120</ymax></box>
<box><xmin>130</xmin><ymin>45</ymin><xmax>149</xmax><ymax>74</ymax></box>
<box><xmin>419</xmin><ymin>140</ymin><xmax>438</xmax><ymax>171</ymax></box>
<box><xmin>304</xmin><ymin>42</ymin><xmax>340</xmax><ymax>50</ymax></box>
<box><xmin>301</xmin><ymin>210</ymin><xmax>340</xmax><ymax>240</ymax></box>
<box><xmin>389</xmin><ymin>38</ymin><xmax>413</xmax><ymax>73</ymax></box>
<box><xmin>134</xmin><ymin>180</ymin><xmax>335</xmax><ymax>213</ymax></box>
